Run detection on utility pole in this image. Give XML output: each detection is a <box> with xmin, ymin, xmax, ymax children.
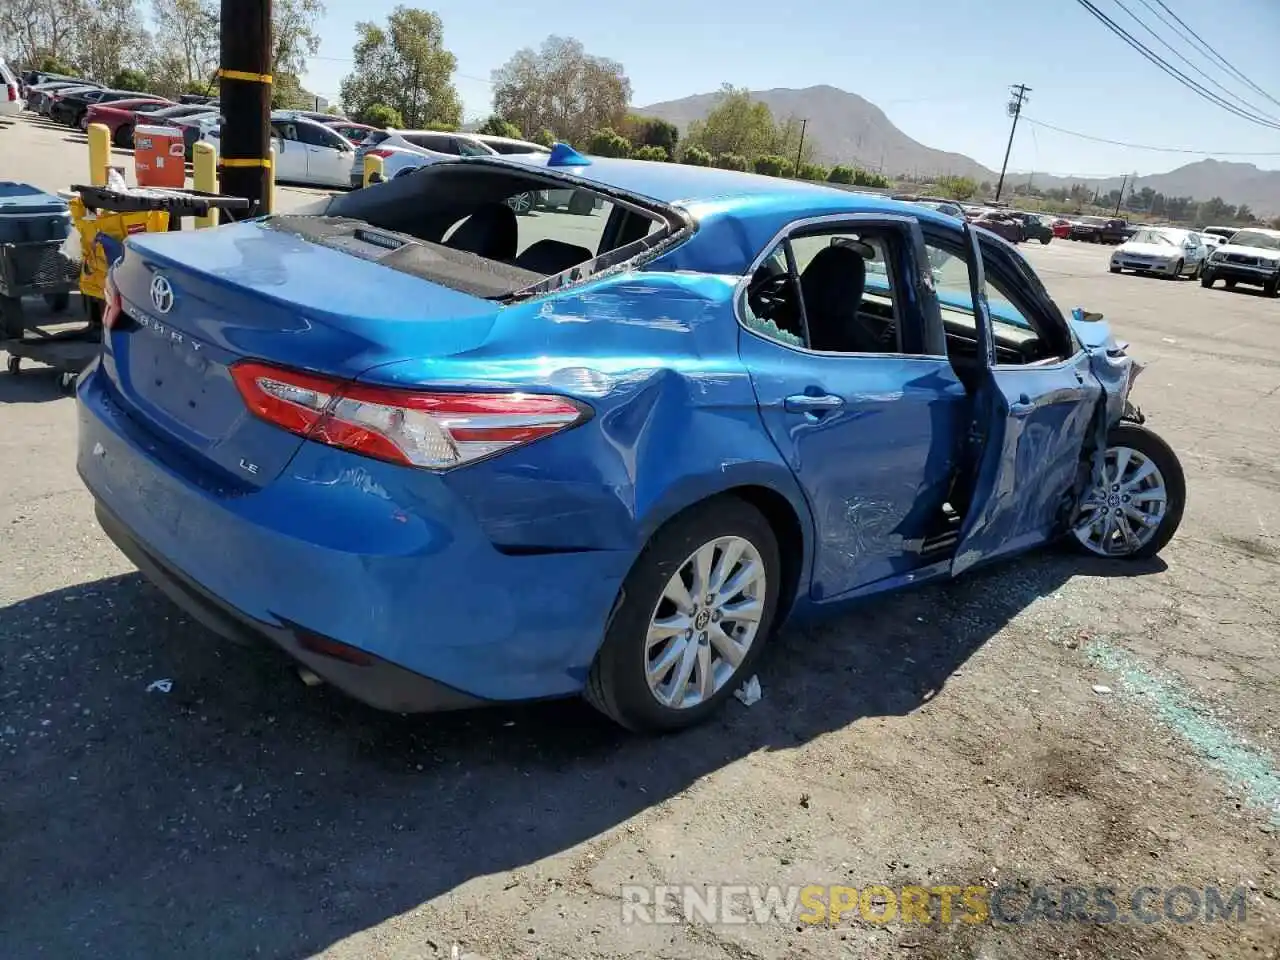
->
<box><xmin>994</xmin><ymin>83</ymin><xmax>1030</xmax><ymax>202</ymax></box>
<box><xmin>218</xmin><ymin>0</ymin><xmax>273</xmax><ymax>217</ymax></box>
<box><xmin>794</xmin><ymin>118</ymin><xmax>808</xmax><ymax>177</ymax></box>
<box><xmin>1113</xmin><ymin>172</ymin><xmax>1129</xmax><ymax>216</ymax></box>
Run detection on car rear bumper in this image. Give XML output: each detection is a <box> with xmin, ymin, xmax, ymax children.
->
<box><xmin>76</xmin><ymin>362</ymin><xmax>631</xmax><ymax>710</ymax></box>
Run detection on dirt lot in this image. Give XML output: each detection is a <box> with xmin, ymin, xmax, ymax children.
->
<box><xmin>1</xmin><ymin>113</ymin><xmax>1279</xmax><ymax>959</ymax></box>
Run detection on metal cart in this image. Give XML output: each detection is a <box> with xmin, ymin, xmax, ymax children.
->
<box><xmin>4</xmin><ymin>185</ymin><xmax>251</xmax><ymax>391</ymax></box>
<box><xmin>0</xmin><ymin>182</ymin><xmax>79</xmax><ymax>362</ymax></box>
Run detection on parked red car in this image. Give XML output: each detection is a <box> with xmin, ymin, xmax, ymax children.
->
<box><xmin>322</xmin><ymin>119</ymin><xmax>379</xmax><ymax>144</ymax></box>
<box><xmin>1051</xmin><ymin>218</ymin><xmax>1072</xmax><ymax>239</ymax></box>
<box><xmin>83</xmin><ymin>98</ymin><xmax>173</xmax><ymax>146</ymax></box>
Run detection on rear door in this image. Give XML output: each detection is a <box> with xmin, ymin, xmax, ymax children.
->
<box><xmin>950</xmin><ymin>224</ymin><xmax>1100</xmax><ymax>573</ymax></box>
<box><xmin>296</xmin><ymin>121</ymin><xmax>346</xmax><ymax>185</ymax></box>
<box><xmin>270</xmin><ymin>120</ymin><xmax>307</xmax><ymax>181</ymax></box>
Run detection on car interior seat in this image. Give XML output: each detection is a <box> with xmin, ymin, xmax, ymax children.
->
<box><xmin>445</xmin><ymin>203</ymin><xmax>519</xmax><ymax>261</ymax></box>
<box><xmin>798</xmin><ymin>245</ymin><xmax>883</xmax><ymax>353</ymax></box>
<box><xmin>514</xmin><ymin>239</ymin><xmax>594</xmax><ymax>275</ymax></box>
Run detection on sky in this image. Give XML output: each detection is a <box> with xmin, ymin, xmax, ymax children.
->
<box><xmin>300</xmin><ymin>0</ymin><xmax>1280</xmax><ymax>178</ymax></box>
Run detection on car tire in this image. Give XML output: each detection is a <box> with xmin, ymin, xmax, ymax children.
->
<box><xmin>568</xmin><ymin>191</ymin><xmax>594</xmax><ymax>216</ymax></box>
<box><xmin>1069</xmin><ymin>423</ymin><xmax>1186</xmax><ymax>561</ymax></box>
<box><xmin>1109</xmin><ymin>266</ymin><xmax>1121</xmax><ymax>274</ymax></box>
<box><xmin>1224</xmin><ymin>278</ymin><xmax>1237</xmax><ymax>290</ymax></box>
<box><xmin>584</xmin><ymin>496</ymin><xmax>782</xmax><ymax>733</ymax></box>
<box><xmin>1201</xmin><ymin>272</ymin><xmax>1215</xmax><ymax>288</ymax></box>
<box><xmin>113</xmin><ymin>124</ymin><xmax>133</xmax><ymax>149</ymax></box>
<box><xmin>1266</xmin><ymin>278</ymin><xmax>1280</xmax><ymax>298</ymax></box>
<box><xmin>1039</xmin><ymin>236</ymin><xmax>1051</xmax><ymax>245</ymax></box>
<box><xmin>1167</xmin><ymin>259</ymin><xmax>1183</xmax><ymax>280</ymax></box>
<box><xmin>505</xmin><ymin>191</ymin><xmax>534</xmax><ymax>215</ymax></box>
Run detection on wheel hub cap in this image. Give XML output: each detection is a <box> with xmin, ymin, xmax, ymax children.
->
<box><xmin>1071</xmin><ymin>444</ymin><xmax>1168</xmax><ymax>557</ymax></box>
<box><xmin>644</xmin><ymin>535</ymin><xmax>767</xmax><ymax>710</ymax></box>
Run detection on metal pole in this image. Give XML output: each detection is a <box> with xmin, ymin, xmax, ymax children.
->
<box><xmin>794</xmin><ymin>118</ymin><xmax>807</xmax><ymax>177</ymax></box>
<box><xmin>1113</xmin><ymin>172</ymin><xmax>1128</xmax><ymax>216</ymax></box>
<box><xmin>994</xmin><ymin>83</ymin><xmax>1030</xmax><ymax>202</ymax></box>
<box><xmin>218</xmin><ymin>0</ymin><xmax>273</xmax><ymax>218</ymax></box>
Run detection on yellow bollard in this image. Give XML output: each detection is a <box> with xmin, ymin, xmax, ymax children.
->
<box><xmin>192</xmin><ymin>142</ymin><xmax>218</xmax><ymax>228</ymax></box>
<box><xmin>363</xmin><ymin>153</ymin><xmax>384</xmax><ymax>188</ymax></box>
<box><xmin>265</xmin><ymin>143</ymin><xmax>276</xmax><ymax>215</ymax></box>
<box><xmin>87</xmin><ymin>123</ymin><xmax>111</xmax><ymax>187</ymax></box>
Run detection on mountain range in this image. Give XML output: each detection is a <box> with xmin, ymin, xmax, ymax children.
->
<box><xmin>638</xmin><ymin>85</ymin><xmax>1280</xmax><ymax>215</ymax></box>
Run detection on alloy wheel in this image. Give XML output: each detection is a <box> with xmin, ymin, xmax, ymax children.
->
<box><xmin>1072</xmin><ymin>445</ymin><xmax>1169</xmax><ymax>556</ymax></box>
<box><xmin>644</xmin><ymin>535</ymin><xmax>766</xmax><ymax>709</ymax></box>
<box><xmin>506</xmin><ymin>191</ymin><xmax>534</xmax><ymax>214</ymax></box>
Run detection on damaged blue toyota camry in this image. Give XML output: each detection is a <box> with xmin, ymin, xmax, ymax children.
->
<box><xmin>75</xmin><ymin>145</ymin><xmax>1185</xmax><ymax>732</ymax></box>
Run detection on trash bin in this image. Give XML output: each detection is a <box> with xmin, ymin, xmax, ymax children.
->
<box><xmin>134</xmin><ymin>124</ymin><xmax>187</xmax><ymax>189</ymax></box>
<box><xmin>0</xmin><ymin>181</ymin><xmax>77</xmax><ymax>340</ymax></box>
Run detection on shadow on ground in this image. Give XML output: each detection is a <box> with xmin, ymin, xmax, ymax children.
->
<box><xmin>0</xmin><ymin>551</ymin><xmax>1164</xmax><ymax>957</ymax></box>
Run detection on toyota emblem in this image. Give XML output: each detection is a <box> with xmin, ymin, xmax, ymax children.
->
<box><xmin>150</xmin><ymin>275</ymin><xmax>174</xmax><ymax>314</ymax></box>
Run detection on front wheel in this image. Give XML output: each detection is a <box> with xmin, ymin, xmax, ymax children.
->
<box><xmin>1039</xmin><ymin>236</ymin><xmax>1051</xmax><ymax>245</ymax></box>
<box><xmin>1201</xmin><ymin>272</ymin><xmax>1215</xmax><ymax>288</ymax></box>
<box><xmin>1167</xmin><ymin>259</ymin><xmax>1183</xmax><ymax>280</ymax></box>
<box><xmin>505</xmin><ymin>191</ymin><xmax>534</xmax><ymax>215</ymax></box>
<box><xmin>1070</xmin><ymin>423</ymin><xmax>1185</xmax><ymax>560</ymax></box>
<box><xmin>1265</xmin><ymin>277</ymin><xmax>1280</xmax><ymax>298</ymax></box>
<box><xmin>584</xmin><ymin>496</ymin><xmax>782</xmax><ymax>733</ymax></box>
<box><xmin>113</xmin><ymin>124</ymin><xmax>133</xmax><ymax>149</ymax></box>
<box><xmin>1109</xmin><ymin>265</ymin><xmax>1122</xmax><ymax>274</ymax></box>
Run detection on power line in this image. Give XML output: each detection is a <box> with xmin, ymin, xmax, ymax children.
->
<box><xmin>1070</xmin><ymin>0</ymin><xmax>1280</xmax><ymax>130</ymax></box>
<box><xmin>1143</xmin><ymin>0</ymin><xmax>1280</xmax><ymax>111</ymax></box>
<box><xmin>1110</xmin><ymin>0</ymin><xmax>1280</xmax><ymax>123</ymax></box>
<box><xmin>1023</xmin><ymin>116</ymin><xmax>1280</xmax><ymax>156</ymax></box>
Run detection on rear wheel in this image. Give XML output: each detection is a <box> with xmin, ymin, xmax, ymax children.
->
<box><xmin>113</xmin><ymin>124</ymin><xmax>133</xmax><ymax>149</ymax></box>
<box><xmin>1266</xmin><ymin>277</ymin><xmax>1280</xmax><ymax>298</ymax></box>
<box><xmin>584</xmin><ymin>496</ymin><xmax>782</xmax><ymax>733</ymax></box>
<box><xmin>1201</xmin><ymin>272</ymin><xmax>1215</xmax><ymax>288</ymax></box>
<box><xmin>1225</xmin><ymin>278</ymin><xmax>1237</xmax><ymax>290</ymax></box>
<box><xmin>1071</xmin><ymin>423</ymin><xmax>1185</xmax><ymax>560</ymax></box>
<box><xmin>1039</xmin><ymin>235</ymin><xmax>1051</xmax><ymax>245</ymax></box>
<box><xmin>1167</xmin><ymin>258</ymin><xmax>1183</xmax><ymax>280</ymax></box>
<box><xmin>505</xmin><ymin>191</ymin><xmax>534</xmax><ymax>215</ymax></box>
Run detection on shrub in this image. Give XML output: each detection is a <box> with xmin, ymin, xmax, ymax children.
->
<box><xmin>753</xmin><ymin>154</ymin><xmax>792</xmax><ymax>178</ymax></box>
<box><xmin>111</xmin><ymin>69</ymin><xmax>149</xmax><ymax>92</ymax></box>
<box><xmin>797</xmin><ymin>162</ymin><xmax>829</xmax><ymax>182</ymax></box>
<box><xmin>477</xmin><ymin>115</ymin><xmax>523</xmax><ymax>139</ymax></box>
<box><xmin>715</xmin><ymin>152</ymin><xmax>748</xmax><ymax>171</ymax></box>
<box><xmin>587</xmin><ymin>128</ymin><xmax>633</xmax><ymax>158</ymax></box>
<box><xmin>827</xmin><ymin>165</ymin><xmax>856</xmax><ymax>184</ymax></box>
<box><xmin>532</xmin><ymin>128</ymin><xmax>556</xmax><ymax>147</ymax></box>
<box><xmin>680</xmin><ymin>145</ymin><xmax>713</xmax><ymax>167</ymax></box>
<box><xmin>634</xmin><ymin>144</ymin><xmax>669</xmax><ymax>162</ymax></box>
<box><xmin>360</xmin><ymin>103</ymin><xmax>404</xmax><ymax>129</ymax></box>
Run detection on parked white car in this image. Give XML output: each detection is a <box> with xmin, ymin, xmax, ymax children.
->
<box><xmin>0</xmin><ymin>59</ymin><xmax>24</xmax><ymax>116</ymax></box>
<box><xmin>1108</xmin><ymin>227</ymin><xmax>1207</xmax><ymax>279</ymax></box>
<box><xmin>204</xmin><ymin>114</ymin><xmax>356</xmax><ymax>189</ymax></box>
<box><xmin>1200</xmin><ymin>227</ymin><xmax>1280</xmax><ymax>296</ymax></box>
<box><xmin>350</xmin><ymin>129</ymin><xmax>495</xmax><ymax>187</ymax></box>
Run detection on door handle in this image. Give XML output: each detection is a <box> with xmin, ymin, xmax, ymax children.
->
<box><xmin>785</xmin><ymin>393</ymin><xmax>845</xmax><ymax>414</ymax></box>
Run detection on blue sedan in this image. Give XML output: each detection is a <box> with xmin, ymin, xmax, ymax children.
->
<box><xmin>76</xmin><ymin>146</ymin><xmax>1186</xmax><ymax>732</ymax></box>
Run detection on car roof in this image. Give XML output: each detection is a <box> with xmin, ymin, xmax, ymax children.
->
<box><xmin>1229</xmin><ymin>227</ymin><xmax>1280</xmax><ymax>238</ymax></box>
<box><xmin>459</xmin><ymin>153</ymin><xmax>959</xmax><ymax>256</ymax></box>
<box><xmin>470</xmin><ymin>133</ymin><xmax>549</xmax><ymax>151</ymax></box>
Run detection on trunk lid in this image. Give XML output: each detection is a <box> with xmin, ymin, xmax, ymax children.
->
<box><xmin>105</xmin><ymin>219</ymin><xmax>508</xmax><ymax>487</ymax></box>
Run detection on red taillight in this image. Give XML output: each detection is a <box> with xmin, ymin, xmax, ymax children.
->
<box><xmin>5</xmin><ymin>84</ymin><xmax>16</xmax><ymax>102</ymax></box>
<box><xmin>229</xmin><ymin>361</ymin><xmax>588</xmax><ymax>469</ymax></box>
<box><xmin>102</xmin><ymin>269</ymin><xmax>123</xmax><ymax>331</ymax></box>
<box><xmin>367</xmin><ymin>148</ymin><xmax>395</xmax><ymax>158</ymax></box>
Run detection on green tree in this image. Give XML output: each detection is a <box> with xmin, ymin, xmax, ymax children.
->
<box><xmin>37</xmin><ymin>55</ymin><xmax>78</xmax><ymax>75</ymax></box>
<box><xmin>685</xmin><ymin>85</ymin><xmax>776</xmax><ymax>160</ymax></box>
<box><xmin>73</xmin><ymin>0</ymin><xmax>149</xmax><ymax>84</ymax></box>
<box><xmin>151</xmin><ymin>0</ymin><xmax>219</xmax><ymax>87</ymax></box>
<box><xmin>623</xmin><ymin>115</ymin><xmax>678</xmax><ymax>157</ymax></box>
<box><xmin>491</xmin><ymin>36</ymin><xmax>631</xmax><ymax>147</ymax></box>
<box><xmin>339</xmin><ymin>6</ymin><xmax>462</xmax><ymax>130</ymax></box>
<box><xmin>271</xmin><ymin>0</ymin><xmax>324</xmax><ymax>80</ymax></box>
<box><xmin>852</xmin><ymin>168</ymin><xmax>890</xmax><ymax>188</ymax></box>
<box><xmin>827</xmin><ymin>165</ymin><xmax>855</xmax><ymax>184</ymax></box>
<box><xmin>477</xmin><ymin>115</ymin><xmax>523</xmax><ymax>139</ymax></box>
<box><xmin>360</xmin><ymin>102</ymin><xmax>403</xmax><ymax>128</ymax></box>
<box><xmin>634</xmin><ymin>144</ymin><xmax>668</xmax><ymax>162</ymax></box>
<box><xmin>111</xmin><ymin>68</ymin><xmax>150</xmax><ymax>92</ymax></box>
<box><xmin>936</xmin><ymin>174</ymin><xmax>978</xmax><ymax>201</ymax></box>
<box><xmin>753</xmin><ymin>154</ymin><xmax>792</xmax><ymax>178</ymax></box>
<box><xmin>587</xmin><ymin>127</ymin><xmax>631</xmax><ymax>157</ymax></box>
<box><xmin>531</xmin><ymin>127</ymin><xmax>556</xmax><ymax>147</ymax></box>
<box><xmin>715</xmin><ymin>152</ymin><xmax>748</xmax><ymax>171</ymax></box>
<box><xmin>1236</xmin><ymin>203</ymin><xmax>1255</xmax><ymax>223</ymax></box>
<box><xmin>680</xmin><ymin>145</ymin><xmax>713</xmax><ymax>166</ymax></box>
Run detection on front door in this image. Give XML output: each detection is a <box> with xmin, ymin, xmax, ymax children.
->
<box><xmin>740</xmin><ymin>216</ymin><xmax>969</xmax><ymax>600</ymax></box>
<box><xmin>951</xmin><ymin>223</ymin><xmax>1100</xmax><ymax>573</ymax></box>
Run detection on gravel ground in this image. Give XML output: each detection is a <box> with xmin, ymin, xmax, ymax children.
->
<box><xmin>1</xmin><ymin>113</ymin><xmax>1279</xmax><ymax>959</ymax></box>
